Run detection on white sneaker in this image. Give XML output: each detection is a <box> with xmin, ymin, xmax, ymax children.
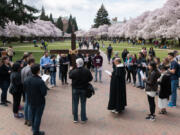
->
<box><xmin>73</xmin><ymin>120</ymin><xmax>78</xmax><ymax>123</ymax></box>
<box><xmin>111</xmin><ymin>110</ymin><xmax>116</xmax><ymax>113</ymax></box>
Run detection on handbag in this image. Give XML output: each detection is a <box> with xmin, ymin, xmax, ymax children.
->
<box><xmin>86</xmin><ymin>83</ymin><xmax>95</xmax><ymax>98</ymax></box>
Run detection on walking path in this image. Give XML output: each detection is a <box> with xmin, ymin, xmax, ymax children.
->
<box><xmin>1</xmin><ymin>50</ymin><xmax>180</xmax><ymax>135</ymax></box>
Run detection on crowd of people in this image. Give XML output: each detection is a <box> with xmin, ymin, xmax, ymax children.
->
<box><xmin>119</xmin><ymin>47</ymin><xmax>180</xmax><ymax>121</ymax></box>
<box><xmin>0</xmin><ymin>41</ymin><xmax>180</xmax><ymax>134</ymax></box>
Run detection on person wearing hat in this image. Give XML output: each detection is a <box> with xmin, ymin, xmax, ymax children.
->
<box><xmin>168</xmin><ymin>52</ymin><xmax>179</xmax><ymax>107</ymax></box>
<box><xmin>69</xmin><ymin>58</ymin><xmax>93</xmax><ymax>123</ymax></box>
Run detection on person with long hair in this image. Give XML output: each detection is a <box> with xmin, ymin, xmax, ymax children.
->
<box><xmin>143</xmin><ymin>62</ymin><xmax>160</xmax><ymax>121</ymax></box>
<box><xmin>0</xmin><ymin>56</ymin><xmax>11</xmax><ymax>106</ymax></box>
<box><xmin>10</xmin><ymin>62</ymin><xmax>24</xmax><ymax>118</ymax></box>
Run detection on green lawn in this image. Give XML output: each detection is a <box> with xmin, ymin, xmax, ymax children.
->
<box><xmin>100</xmin><ymin>41</ymin><xmax>174</xmax><ymax>60</ymax></box>
<box><xmin>1</xmin><ymin>40</ymin><xmax>178</xmax><ymax>63</ymax></box>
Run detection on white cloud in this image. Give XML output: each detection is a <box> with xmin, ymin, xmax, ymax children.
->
<box><xmin>25</xmin><ymin>0</ymin><xmax>167</xmax><ymax>30</ymax></box>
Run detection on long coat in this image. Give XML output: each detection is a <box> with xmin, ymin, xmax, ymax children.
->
<box><xmin>108</xmin><ymin>64</ymin><xmax>127</xmax><ymax>112</ymax></box>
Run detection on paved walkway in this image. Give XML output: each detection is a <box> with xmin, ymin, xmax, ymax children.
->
<box><xmin>1</xmin><ymin>51</ymin><xmax>180</xmax><ymax>135</ymax></box>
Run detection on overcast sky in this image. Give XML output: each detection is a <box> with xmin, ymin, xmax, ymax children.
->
<box><xmin>25</xmin><ymin>0</ymin><xmax>167</xmax><ymax>30</ymax></box>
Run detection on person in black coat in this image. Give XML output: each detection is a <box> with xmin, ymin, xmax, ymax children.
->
<box><xmin>0</xmin><ymin>56</ymin><xmax>11</xmax><ymax>106</ymax></box>
<box><xmin>158</xmin><ymin>65</ymin><xmax>171</xmax><ymax>114</ymax></box>
<box><xmin>121</xmin><ymin>49</ymin><xmax>129</xmax><ymax>62</ymax></box>
<box><xmin>24</xmin><ymin>64</ymin><xmax>47</xmax><ymax>135</ymax></box>
<box><xmin>108</xmin><ymin>58</ymin><xmax>127</xmax><ymax>113</ymax></box>
<box><xmin>143</xmin><ymin>62</ymin><xmax>160</xmax><ymax>121</ymax></box>
<box><xmin>84</xmin><ymin>54</ymin><xmax>92</xmax><ymax>70</ymax></box>
<box><xmin>149</xmin><ymin>47</ymin><xmax>156</xmax><ymax>57</ymax></box>
<box><xmin>59</xmin><ymin>54</ymin><xmax>69</xmax><ymax>85</ymax></box>
<box><xmin>10</xmin><ymin>62</ymin><xmax>24</xmax><ymax>118</ymax></box>
<box><xmin>69</xmin><ymin>58</ymin><xmax>93</xmax><ymax>123</ymax></box>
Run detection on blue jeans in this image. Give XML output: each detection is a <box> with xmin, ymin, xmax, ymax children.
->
<box><xmin>24</xmin><ymin>94</ymin><xmax>32</xmax><ymax>121</ymax></box>
<box><xmin>0</xmin><ymin>81</ymin><xmax>10</xmax><ymax>103</ymax></box>
<box><xmin>94</xmin><ymin>67</ymin><xmax>102</xmax><ymax>82</ymax></box>
<box><xmin>72</xmin><ymin>89</ymin><xmax>87</xmax><ymax>121</ymax></box>
<box><xmin>59</xmin><ymin>67</ymin><xmax>62</xmax><ymax>80</ymax></box>
<box><xmin>137</xmin><ymin>69</ymin><xmax>145</xmax><ymax>87</ymax></box>
<box><xmin>31</xmin><ymin>104</ymin><xmax>45</xmax><ymax>134</ymax></box>
<box><xmin>50</xmin><ymin>72</ymin><xmax>56</xmax><ymax>85</ymax></box>
<box><xmin>170</xmin><ymin>80</ymin><xmax>178</xmax><ymax>106</ymax></box>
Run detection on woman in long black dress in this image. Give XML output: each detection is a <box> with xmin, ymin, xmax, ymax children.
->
<box><xmin>108</xmin><ymin>58</ymin><xmax>127</xmax><ymax>113</ymax></box>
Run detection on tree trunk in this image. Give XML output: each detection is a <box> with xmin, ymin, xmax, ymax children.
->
<box><xmin>178</xmin><ymin>38</ymin><xmax>180</xmax><ymax>46</ymax></box>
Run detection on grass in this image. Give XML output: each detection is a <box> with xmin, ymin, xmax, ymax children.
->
<box><xmin>100</xmin><ymin>41</ymin><xmax>173</xmax><ymax>60</ymax></box>
<box><xmin>1</xmin><ymin>40</ymin><xmax>179</xmax><ymax>63</ymax></box>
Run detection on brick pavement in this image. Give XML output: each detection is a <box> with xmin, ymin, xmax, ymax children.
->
<box><xmin>1</xmin><ymin>51</ymin><xmax>180</xmax><ymax>135</ymax></box>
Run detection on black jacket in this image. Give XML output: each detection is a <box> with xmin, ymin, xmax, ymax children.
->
<box><xmin>69</xmin><ymin>67</ymin><xmax>93</xmax><ymax>89</ymax></box>
<box><xmin>0</xmin><ymin>64</ymin><xmax>11</xmax><ymax>83</ymax></box>
<box><xmin>145</xmin><ymin>70</ymin><xmax>161</xmax><ymax>92</ymax></box>
<box><xmin>158</xmin><ymin>73</ymin><xmax>171</xmax><ymax>99</ymax></box>
<box><xmin>23</xmin><ymin>75</ymin><xmax>47</xmax><ymax>106</ymax></box>
<box><xmin>59</xmin><ymin>57</ymin><xmax>69</xmax><ymax>73</ymax></box>
<box><xmin>10</xmin><ymin>72</ymin><xmax>23</xmax><ymax>94</ymax></box>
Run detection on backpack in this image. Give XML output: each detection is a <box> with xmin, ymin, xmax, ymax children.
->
<box><xmin>85</xmin><ymin>83</ymin><xmax>95</xmax><ymax>98</ymax></box>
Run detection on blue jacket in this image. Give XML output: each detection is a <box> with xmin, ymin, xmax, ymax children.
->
<box><xmin>40</xmin><ymin>56</ymin><xmax>51</xmax><ymax>67</ymax></box>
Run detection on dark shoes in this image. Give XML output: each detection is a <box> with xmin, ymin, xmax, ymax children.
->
<box><xmin>146</xmin><ymin>114</ymin><xmax>156</xmax><ymax>121</ymax></box>
<box><xmin>25</xmin><ymin>120</ymin><xmax>32</xmax><ymax>126</ymax></box>
<box><xmin>5</xmin><ymin>100</ymin><xmax>12</xmax><ymax>104</ymax></box>
<box><xmin>14</xmin><ymin>113</ymin><xmax>24</xmax><ymax>119</ymax></box>
<box><xmin>33</xmin><ymin>131</ymin><xmax>45</xmax><ymax>135</ymax></box>
<box><xmin>0</xmin><ymin>102</ymin><xmax>8</xmax><ymax>106</ymax></box>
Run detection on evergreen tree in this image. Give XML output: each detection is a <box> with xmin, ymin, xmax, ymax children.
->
<box><xmin>49</xmin><ymin>13</ymin><xmax>54</xmax><ymax>24</ymax></box>
<box><xmin>0</xmin><ymin>0</ymin><xmax>38</xmax><ymax>28</ymax></box>
<box><xmin>93</xmin><ymin>4</ymin><xmax>111</xmax><ymax>28</ymax></box>
<box><xmin>40</xmin><ymin>6</ymin><xmax>49</xmax><ymax>21</ymax></box>
<box><xmin>56</xmin><ymin>16</ymin><xmax>64</xmax><ymax>31</ymax></box>
<box><xmin>66</xmin><ymin>15</ymin><xmax>73</xmax><ymax>33</ymax></box>
<box><xmin>72</xmin><ymin>17</ymin><xmax>78</xmax><ymax>31</ymax></box>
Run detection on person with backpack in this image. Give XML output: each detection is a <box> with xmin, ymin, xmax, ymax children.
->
<box><xmin>168</xmin><ymin>52</ymin><xmax>179</xmax><ymax>107</ymax></box>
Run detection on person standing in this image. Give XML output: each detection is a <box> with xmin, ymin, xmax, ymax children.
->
<box><xmin>122</xmin><ymin>49</ymin><xmax>129</xmax><ymax>63</ymax></box>
<box><xmin>94</xmin><ymin>52</ymin><xmax>103</xmax><ymax>83</ymax></box>
<box><xmin>21</xmin><ymin>58</ymin><xmax>35</xmax><ymax>126</ymax></box>
<box><xmin>6</xmin><ymin>46</ymin><xmax>14</xmax><ymax>61</ymax></box>
<box><xmin>125</xmin><ymin>54</ymin><xmax>133</xmax><ymax>83</ymax></box>
<box><xmin>107</xmin><ymin>44</ymin><xmax>113</xmax><ymax>64</ymax></box>
<box><xmin>40</xmin><ymin>52</ymin><xmax>51</xmax><ymax>74</ymax></box>
<box><xmin>0</xmin><ymin>56</ymin><xmax>11</xmax><ymax>106</ymax></box>
<box><xmin>112</xmin><ymin>52</ymin><xmax>120</xmax><ymax>71</ymax></box>
<box><xmin>59</xmin><ymin>54</ymin><xmax>69</xmax><ymax>85</ymax></box>
<box><xmin>158</xmin><ymin>65</ymin><xmax>171</xmax><ymax>114</ymax></box>
<box><xmin>108</xmin><ymin>58</ymin><xmax>127</xmax><ymax>113</ymax></box>
<box><xmin>69</xmin><ymin>58</ymin><xmax>93</xmax><ymax>123</ymax></box>
<box><xmin>50</xmin><ymin>55</ymin><xmax>57</xmax><ymax>87</ymax></box>
<box><xmin>149</xmin><ymin>47</ymin><xmax>156</xmax><ymax>57</ymax></box>
<box><xmin>132</xmin><ymin>54</ymin><xmax>137</xmax><ymax>86</ymax></box>
<box><xmin>24</xmin><ymin>64</ymin><xmax>47</xmax><ymax>135</ymax></box>
<box><xmin>168</xmin><ymin>52</ymin><xmax>179</xmax><ymax>107</ymax></box>
<box><xmin>137</xmin><ymin>52</ymin><xmax>146</xmax><ymax>89</ymax></box>
<box><xmin>84</xmin><ymin>54</ymin><xmax>92</xmax><ymax>70</ymax></box>
<box><xmin>10</xmin><ymin>62</ymin><xmax>24</xmax><ymax>118</ymax></box>
<box><xmin>143</xmin><ymin>62</ymin><xmax>160</xmax><ymax>121</ymax></box>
